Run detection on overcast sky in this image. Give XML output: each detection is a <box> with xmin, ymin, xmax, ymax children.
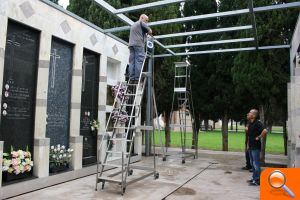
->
<box><xmin>59</xmin><ymin>0</ymin><xmax>69</xmax><ymax>8</ymax></box>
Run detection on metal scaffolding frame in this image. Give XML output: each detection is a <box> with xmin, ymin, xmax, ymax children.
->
<box><xmin>93</xmin><ymin>0</ymin><xmax>300</xmax><ymax>58</ymax></box>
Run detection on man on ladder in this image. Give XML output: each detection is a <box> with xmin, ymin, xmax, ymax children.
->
<box><xmin>128</xmin><ymin>14</ymin><xmax>152</xmax><ymax>83</ymax></box>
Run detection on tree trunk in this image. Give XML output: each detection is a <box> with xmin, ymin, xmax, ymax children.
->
<box><xmin>164</xmin><ymin>112</ymin><xmax>171</xmax><ymax>147</ymax></box>
<box><xmin>283</xmin><ymin>121</ymin><xmax>288</xmax><ymax>156</ymax></box>
<box><xmin>222</xmin><ymin>113</ymin><xmax>229</xmax><ymax>151</ymax></box>
<box><xmin>204</xmin><ymin>119</ymin><xmax>209</xmax><ymax>131</ymax></box>
<box><xmin>236</xmin><ymin>121</ymin><xmax>238</xmax><ymax>133</ymax></box>
<box><xmin>213</xmin><ymin>121</ymin><xmax>216</xmax><ymax>130</ymax></box>
<box><xmin>192</xmin><ymin>113</ymin><xmax>200</xmax><ymax>149</ymax></box>
<box><xmin>259</xmin><ymin>105</ymin><xmax>266</xmax><ymax>164</ymax></box>
<box><xmin>230</xmin><ymin>119</ymin><xmax>233</xmax><ymax>130</ymax></box>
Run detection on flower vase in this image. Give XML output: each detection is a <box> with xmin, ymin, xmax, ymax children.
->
<box><xmin>2</xmin><ymin>171</ymin><xmax>31</xmax><ymax>182</ymax></box>
<box><xmin>49</xmin><ymin>164</ymin><xmax>69</xmax><ymax>173</ymax></box>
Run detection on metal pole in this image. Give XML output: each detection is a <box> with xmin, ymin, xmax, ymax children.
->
<box><xmin>145</xmin><ymin>38</ymin><xmax>154</xmax><ymax>156</ymax></box>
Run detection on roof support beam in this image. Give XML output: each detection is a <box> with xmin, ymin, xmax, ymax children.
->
<box><xmin>155</xmin><ymin>25</ymin><xmax>253</xmax><ymax>39</ymax></box>
<box><xmin>93</xmin><ymin>0</ymin><xmax>174</xmax><ymax>55</ymax></box>
<box><xmin>154</xmin><ymin>45</ymin><xmax>290</xmax><ymax>57</ymax></box>
<box><xmin>248</xmin><ymin>0</ymin><xmax>259</xmax><ymax>49</ymax></box>
<box><xmin>104</xmin><ymin>2</ymin><xmax>300</xmax><ymax>33</ymax></box>
<box><xmin>93</xmin><ymin>0</ymin><xmax>134</xmax><ymax>25</ymax></box>
<box><xmin>115</xmin><ymin>0</ymin><xmax>190</xmax><ymax>14</ymax></box>
<box><xmin>165</xmin><ymin>38</ymin><xmax>255</xmax><ymax>48</ymax></box>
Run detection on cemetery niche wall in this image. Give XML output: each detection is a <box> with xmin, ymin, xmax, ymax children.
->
<box><xmin>0</xmin><ymin>0</ymin><xmax>129</xmax><ymax>198</ymax></box>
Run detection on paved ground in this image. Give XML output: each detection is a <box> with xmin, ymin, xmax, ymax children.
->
<box><xmin>9</xmin><ymin>150</ymin><xmax>287</xmax><ymax>200</ymax></box>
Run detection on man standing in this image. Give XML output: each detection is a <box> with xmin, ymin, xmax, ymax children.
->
<box><xmin>128</xmin><ymin>14</ymin><xmax>152</xmax><ymax>82</ymax></box>
<box><xmin>247</xmin><ymin>109</ymin><xmax>267</xmax><ymax>186</ymax></box>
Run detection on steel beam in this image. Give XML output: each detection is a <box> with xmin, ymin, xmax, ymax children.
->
<box><xmin>155</xmin><ymin>25</ymin><xmax>253</xmax><ymax>39</ymax></box>
<box><xmin>94</xmin><ymin>0</ymin><xmax>134</xmax><ymax>25</ymax></box>
<box><xmin>165</xmin><ymin>38</ymin><xmax>255</xmax><ymax>48</ymax></box>
<box><xmin>248</xmin><ymin>0</ymin><xmax>259</xmax><ymax>49</ymax></box>
<box><xmin>104</xmin><ymin>2</ymin><xmax>300</xmax><ymax>33</ymax></box>
<box><xmin>115</xmin><ymin>0</ymin><xmax>190</xmax><ymax>14</ymax></box>
<box><xmin>154</xmin><ymin>45</ymin><xmax>290</xmax><ymax>57</ymax></box>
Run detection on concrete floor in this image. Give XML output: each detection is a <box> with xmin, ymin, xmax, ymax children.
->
<box><xmin>8</xmin><ymin>150</ymin><xmax>287</xmax><ymax>200</ymax></box>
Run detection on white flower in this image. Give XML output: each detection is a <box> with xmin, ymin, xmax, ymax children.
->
<box><xmin>52</xmin><ymin>155</ymin><xmax>56</xmax><ymax>159</ymax></box>
<box><xmin>68</xmin><ymin>154</ymin><xmax>72</xmax><ymax>158</ymax></box>
<box><xmin>61</xmin><ymin>145</ymin><xmax>65</xmax><ymax>150</ymax></box>
<box><xmin>22</xmin><ymin>162</ymin><xmax>26</xmax><ymax>166</ymax></box>
<box><xmin>63</xmin><ymin>154</ymin><xmax>66</xmax><ymax>157</ymax></box>
<box><xmin>59</xmin><ymin>155</ymin><xmax>62</xmax><ymax>159</ymax></box>
<box><xmin>2</xmin><ymin>166</ymin><xmax>9</xmax><ymax>171</ymax></box>
<box><xmin>57</xmin><ymin>147</ymin><xmax>60</xmax><ymax>151</ymax></box>
<box><xmin>57</xmin><ymin>144</ymin><xmax>60</xmax><ymax>148</ymax></box>
<box><xmin>91</xmin><ymin>126</ymin><xmax>95</xmax><ymax>131</ymax></box>
<box><xmin>70</xmin><ymin>149</ymin><xmax>74</xmax><ymax>152</ymax></box>
<box><xmin>60</xmin><ymin>150</ymin><xmax>64</xmax><ymax>153</ymax></box>
<box><xmin>50</xmin><ymin>146</ymin><xmax>54</xmax><ymax>150</ymax></box>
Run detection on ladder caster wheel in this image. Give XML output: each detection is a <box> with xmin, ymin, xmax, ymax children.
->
<box><xmin>122</xmin><ymin>188</ymin><xmax>126</xmax><ymax>194</ymax></box>
<box><xmin>129</xmin><ymin>169</ymin><xmax>133</xmax><ymax>176</ymax></box>
<box><xmin>102</xmin><ymin>181</ymin><xmax>105</xmax><ymax>190</ymax></box>
<box><xmin>154</xmin><ymin>172</ymin><xmax>159</xmax><ymax>179</ymax></box>
<box><xmin>162</xmin><ymin>157</ymin><xmax>166</xmax><ymax>161</ymax></box>
<box><xmin>182</xmin><ymin>160</ymin><xmax>185</xmax><ymax>164</ymax></box>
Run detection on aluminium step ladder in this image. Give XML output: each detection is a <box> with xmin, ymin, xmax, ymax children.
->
<box><xmin>169</xmin><ymin>62</ymin><xmax>198</xmax><ymax>164</ymax></box>
<box><xmin>95</xmin><ymin>38</ymin><xmax>163</xmax><ymax>195</ymax></box>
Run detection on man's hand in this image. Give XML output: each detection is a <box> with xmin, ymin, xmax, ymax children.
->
<box><xmin>255</xmin><ymin>136</ymin><xmax>260</xmax><ymax>141</ymax></box>
<box><xmin>148</xmin><ymin>28</ymin><xmax>153</xmax><ymax>36</ymax></box>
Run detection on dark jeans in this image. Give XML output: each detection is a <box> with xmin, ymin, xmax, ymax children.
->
<box><xmin>128</xmin><ymin>46</ymin><xmax>145</xmax><ymax>81</ymax></box>
<box><xmin>245</xmin><ymin>149</ymin><xmax>252</xmax><ymax>169</ymax></box>
<box><xmin>249</xmin><ymin>149</ymin><xmax>261</xmax><ymax>181</ymax></box>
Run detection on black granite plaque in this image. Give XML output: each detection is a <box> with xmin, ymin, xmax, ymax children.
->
<box><xmin>46</xmin><ymin>38</ymin><xmax>73</xmax><ymax>147</ymax></box>
<box><xmin>80</xmin><ymin>49</ymin><xmax>99</xmax><ymax>165</ymax></box>
<box><xmin>0</xmin><ymin>20</ymin><xmax>40</xmax><ymax>154</ymax></box>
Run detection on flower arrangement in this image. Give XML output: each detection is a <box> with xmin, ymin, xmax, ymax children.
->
<box><xmin>49</xmin><ymin>144</ymin><xmax>73</xmax><ymax>167</ymax></box>
<box><xmin>111</xmin><ymin>108</ymin><xmax>129</xmax><ymax>124</ymax></box>
<box><xmin>111</xmin><ymin>83</ymin><xmax>129</xmax><ymax>102</ymax></box>
<box><xmin>90</xmin><ymin>119</ymin><xmax>99</xmax><ymax>132</ymax></box>
<box><xmin>2</xmin><ymin>146</ymin><xmax>33</xmax><ymax>175</ymax></box>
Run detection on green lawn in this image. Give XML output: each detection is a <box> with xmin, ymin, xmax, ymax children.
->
<box><xmin>154</xmin><ymin>130</ymin><xmax>284</xmax><ymax>154</ymax></box>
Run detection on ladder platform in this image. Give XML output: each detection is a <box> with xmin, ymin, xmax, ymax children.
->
<box><xmin>175</xmin><ymin>75</ymin><xmax>189</xmax><ymax>78</ymax></box>
<box><xmin>98</xmin><ymin>176</ymin><xmax>122</xmax><ymax>184</ymax></box>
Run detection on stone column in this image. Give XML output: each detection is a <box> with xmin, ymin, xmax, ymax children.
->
<box><xmin>33</xmin><ymin>138</ymin><xmax>50</xmax><ymax>177</ymax></box>
<box><xmin>33</xmin><ymin>32</ymin><xmax>51</xmax><ymax>177</ymax></box>
<box><xmin>98</xmin><ymin>55</ymin><xmax>108</xmax><ymax>162</ymax></box>
<box><xmin>0</xmin><ymin>16</ymin><xmax>8</xmax><ymax>117</ymax></box>
<box><xmin>293</xmin><ymin>68</ymin><xmax>300</xmax><ymax>167</ymax></box>
<box><xmin>69</xmin><ymin>44</ymin><xmax>83</xmax><ymax>170</ymax></box>
<box><xmin>70</xmin><ymin>136</ymin><xmax>83</xmax><ymax>170</ymax></box>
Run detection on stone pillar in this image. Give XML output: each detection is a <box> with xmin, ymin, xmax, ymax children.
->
<box><xmin>0</xmin><ymin>16</ymin><xmax>8</xmax><ymax>117</ymax></box>
<box><xmin>98</xmin><ymin>55</ymin><xmax>107</xmax><ymax>162</ymax></box>
<box><xmin>69</xmin><ymin>44</ymin><xmax>83</xmax><ymax>169</ymax></box>
<box><xmin>33</xmin><ymin>138</ymin><xmax>50</xmax><ymax>177</ymax></box>
<box><xmin>33</xmin><ymin>32</ymin><xmax>52</xmax><ymax>177</ymax></box>
<box><xmin>70</xmin><ymin>136</ymin><xmax>83</xmax><ymax>170</ymax></box>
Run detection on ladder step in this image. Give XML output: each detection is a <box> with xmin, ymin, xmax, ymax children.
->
<box><xmin>169</xmin><ymin>124</ymin><xmax>193</xmax><ymax>128</ymax></box>
<box><xmin>109</xmin><ymin>138</ymin><xmax>132</xmax><ymax>142</ymax></box>
<box><xmin>102</xmin><ymin>163</ymin><xmax>127</xmax><ymax>168</ymax></box>
<box><xmin>175</xmin><ymin>75</ymin><xmax>189</xmax><ymax>78</ymax></box>
<box><xmin>121</xmin><ymin>104</ymin><xmax>141</xmax><ymax>107</ymax></box>
<box><xmin>137</xmin><ymin>125</ymin><xmax>154</xmax><ymax>131</ymax></box>
<box><xmin>112</xmin><ymin>126</ymin><xmax>135</xmax><ymax>129</ymax></box>
<box><xmin>124</xmin><ymin>93</ymin><xmax>142</xmax><ymax>96</ymax></box>
<box><xmin>106</xmin><ymin>151</ymin><xmax>130</xmax><ymax>155</ymax></box>
<box><xmin>174</xmin><ymin>88</ymin><xmax>187</xmax><ymax>92</ymax></box>
<box><xmin>178</xmin><ymin>98</ymin><xmax>188</xmax><ymax>101</ymax></box>
<box><xmin>98</xmin><ymin>176</ymin><xmax>122</xmax><ymax>184</ymax></box>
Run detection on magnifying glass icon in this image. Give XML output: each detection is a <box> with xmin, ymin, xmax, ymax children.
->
<box><xmin>268</xmin><ymin>170</ymin><xmax>295</xmax><ymax>198</ymax></box>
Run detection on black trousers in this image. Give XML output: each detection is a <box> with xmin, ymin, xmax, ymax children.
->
<box><xmin>245</xmin><ymin>149</ymin><xmax>252</xmax><ymax>169</ymax></box>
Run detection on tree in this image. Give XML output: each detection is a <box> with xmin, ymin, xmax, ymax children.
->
<box><xmin>232</xmin><ymin>0</ymin><xmax>298</xmax><ymax>162</ymax></box>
